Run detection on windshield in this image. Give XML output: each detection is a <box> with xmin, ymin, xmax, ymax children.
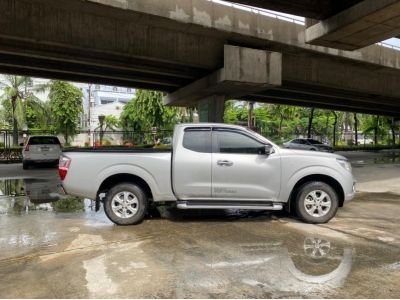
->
<box><xmin>245</xmin><ymin>128</ymin><xmax>275</xmax><ymax>146</ymax></box>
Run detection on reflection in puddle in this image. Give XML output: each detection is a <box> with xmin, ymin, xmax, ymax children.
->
<box><xmin>352</xmin><ymin>151</ymin><xmax>400</xmax><ymax>167</ymax></box>
<box><xmin>169</xmin><ymin>236</ymin><xmax>353</xmax><ymax>298</ymax></box>
<box><xmin>0</xmin><ymin>178</ymin><xmax>90</xmax><ymax>214</ymax></box>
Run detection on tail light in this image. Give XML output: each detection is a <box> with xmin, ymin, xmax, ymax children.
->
<box><xmin>59</xmin><ymin>156</ymin><xmax>71</xmax><ymax>181</ymax></box>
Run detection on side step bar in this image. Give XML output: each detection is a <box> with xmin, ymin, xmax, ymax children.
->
<box><xmin>177</xmin><ymin>200</ymin><xmax>283</xmax><ymax>211</ymax></box>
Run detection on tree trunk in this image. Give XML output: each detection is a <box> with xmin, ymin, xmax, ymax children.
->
<box><xmin>307</xmin><ymin>108</ymin><xmax>315</xmax><ymax>139</ymax></box>
<box><xmin>64</xmin><ymin>124</ymin><xmax>69</xmax><ymax>145</ymax></box>
<box><xmin>390</xmin><ymin>118</ymin><xmax>396</xmax><ymax>147</ymax></box>
<box><xmin>11</xmin><ymin>97</ymin><xmax>18</xmax><ymax>146</ymax></box>
<box><xmin>279</xmin><ymin>114</ymin><xmax>283</xmax><ymax>134</ymax></box>
<box><xmin>325</xmin><ymin>112</ymin><xmax>330</xmax><ymax>141</ymax></box>
<box><xmin>374</xmin><ymin>116</ymin><xmax>379</xmax><ymax>145</ymax></box>
<box><xmin>332</xmin><ymin>111</ymin><xmax>338</xmax><ymax>147</ymax></box>
<box><xmin>354</xmin><ymin>113</ymin><xmax>358</xmax><ymax>145</ymax></box>
<box><xmin>391</xmin><ymin>127</ymin><xmax>396</xmax><ymax>147</ymax></box>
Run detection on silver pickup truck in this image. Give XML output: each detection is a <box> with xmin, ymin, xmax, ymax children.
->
<box><xmin>60</xmin><ymin>123</ymin><xmax>355</xmax><ymax>225</ymax></box>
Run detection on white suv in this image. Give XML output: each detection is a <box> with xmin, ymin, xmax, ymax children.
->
<box><xmin>22</xmin><ymin>136</ymin><xmax>62</xmax><ymax>169</ymax></box>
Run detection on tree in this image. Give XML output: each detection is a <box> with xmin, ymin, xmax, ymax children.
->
<box><xmin>121</xmin><ymin>90</ymin><xmax>180</xmax><ymax>132</ymax></box>
<box><xmin>0</xmin><ymin>75</ymin><xmax>48</xmax><ymax>144</ymax></box>
<box><xmin>48</xmin><ymin>81</ymin><xmax>83</xmax><ymax>144</ymax></box>
<box><xmin>97</xmin><ymin>115</ymin><xmax>120</xmax><ymax>145</ymax></box>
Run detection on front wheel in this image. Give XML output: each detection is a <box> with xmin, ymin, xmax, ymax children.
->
<box><xmin>104</xmin><ymin>183</ymin><xmax>148</xmax><ymax>225</ymax></box>
<box><xmin>295</xmin><ymin>181</ymin><xmax>339</xmax><ymax>224</ymax></box>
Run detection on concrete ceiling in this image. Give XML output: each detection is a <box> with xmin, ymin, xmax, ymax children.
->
<box><xmin>225</xmin><ymin>0</ymin><xmax>363</xmax><ymax>19</ymax></box>
<box><xmin>227</xmin><ymin>0</ymin><xmax>400</xmax><ymax>50</ymax></box>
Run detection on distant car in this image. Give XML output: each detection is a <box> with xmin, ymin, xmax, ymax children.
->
<box><xmin>21</xmin><ymin>136</ymin><xmax>62</xmax><ymax>169</ymax></box>
<box><xmin>283</xmin><ymin>138</ymin><xmax>334</xmax><ymax>153</ymax></box>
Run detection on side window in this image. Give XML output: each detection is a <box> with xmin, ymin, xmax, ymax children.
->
<box><xmin>182</xmin><ymin>129</ymin><xmax>211</xmax><ymax>153</ymax></box>
<box><xmin>214</xmin><ymin>130</ymin><xmax>265</xmax><ymax>154</ymax></box>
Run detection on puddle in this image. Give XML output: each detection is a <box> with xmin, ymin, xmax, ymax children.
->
<box><xmin>0</xmin><ymin>178</ymin><xmax>91</xmax><ymax>214</ymax></box>
<box><xmin>350</xmin><ymin>152</ymin><xmax>400</xmax><ymax>167</ymax></box>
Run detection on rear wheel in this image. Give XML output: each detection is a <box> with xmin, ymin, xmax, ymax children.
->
<box><xmin>104</xmin><ymin>183</ymin><xmax>148</xmax><ymax>225</ymax></box>
<box><xmin>295</xmin><ymin>181</ymin><xmax>338</xmax><ymax>224</ymax></box>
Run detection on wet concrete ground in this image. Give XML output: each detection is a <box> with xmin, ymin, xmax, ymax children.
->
<box><xmin>0</xmin><ymin>151</ymin><xmax>399</xmax><ymax>298</ymax></box>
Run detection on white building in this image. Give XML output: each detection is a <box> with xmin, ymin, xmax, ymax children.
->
<box><xmin>79</xmin><ymin>84</ymin><xmax>135</xmax><ymax>132</ymax></box>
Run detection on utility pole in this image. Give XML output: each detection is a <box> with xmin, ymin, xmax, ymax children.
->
<box><xmin>248</xmin><ymin>101</ymin><xmax>255</xmax><ymax>129</ymax></box>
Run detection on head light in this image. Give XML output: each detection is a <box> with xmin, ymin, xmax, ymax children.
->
<box><xmin>336</xmin><ymin>158</ymin><xmax>352</xmax><ymax>172</ymax></box>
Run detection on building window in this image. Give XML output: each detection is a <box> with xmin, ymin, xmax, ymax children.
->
<box><xmin>101</xmin><ymin>99</ymin><xmax>114</xmax><ymax>105</ymax></box>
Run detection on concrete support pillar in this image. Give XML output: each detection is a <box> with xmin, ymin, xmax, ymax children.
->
<box><xmin>198</xmin><ymin>95</ymin><xmax>225</xmax><ymax>123</ymax></box>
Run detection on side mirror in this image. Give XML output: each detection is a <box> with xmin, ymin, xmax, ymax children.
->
<box><xmin>264</xmin><ymin>144</ymin><xmax>274</xmax><ymax>155</ymax></box>
<box><xmin>19</xmin><ymin>143</ymin><xmax>24</xmax><ymax>147</ymax></box>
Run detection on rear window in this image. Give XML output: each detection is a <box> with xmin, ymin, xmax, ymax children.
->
<box><xmin>182</xmin><ymin>128</ymin><xmax>211</xmax><ymax>153</ymax></box>
<box><xmin>28</xmin><ymin>136</ymin><xmax>60</xmax><ymax>145</ymax></box>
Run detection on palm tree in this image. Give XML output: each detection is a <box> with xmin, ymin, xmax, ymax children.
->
<box><xmin>0</xmin><ymin>75</ymin><xmax>48</xmax><ymax>145</ymax></box>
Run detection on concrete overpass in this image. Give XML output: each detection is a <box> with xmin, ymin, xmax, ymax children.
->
<box><xmin>227</xmin><ymin>0</ymin><xmax>400</xmax><ymax>50</ymax></box>
<box><xmin>1</xmin><ymin>0</ymin><xmax>400</xmax><ymax>121</ymax></box>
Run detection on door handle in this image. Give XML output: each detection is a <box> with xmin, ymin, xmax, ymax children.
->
<box><xmin>217</xmin><ymin>160</ymin><xmax>233</xmax><ymax>167</ymax></box>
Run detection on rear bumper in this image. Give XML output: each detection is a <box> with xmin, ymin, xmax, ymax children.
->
<box><xmin>23</xmin><ymin>159</ymin><xmax>58</xmax><ymax>164</ymax></box>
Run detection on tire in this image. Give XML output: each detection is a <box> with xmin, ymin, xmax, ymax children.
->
<box><xmin>310</xmin><ymin>148</ymin><xmax>317</xmax><ymax>151</ymax></box>
<box><xmin>295</xmin><ymin>181</ymin><xmax>339</xmax><ymax>224</ymax></box>
<box><xmin>22</xmin><ymin>161</ymin><xmax>29</xmax><ymax>170</ymax></box>
<box><xmin>104</xmin><ymin>183</ymin><xmax>148</xmax><ymax>225</ymax></box>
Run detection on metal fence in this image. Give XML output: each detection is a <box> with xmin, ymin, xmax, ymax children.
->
<box><xmin>0</xmin><ymin>129</ymin><xmax>174</xmax><ymax>162</ymax></box>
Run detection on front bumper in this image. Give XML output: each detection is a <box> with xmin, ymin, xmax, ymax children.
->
<box><xmin>345</xmin><ymin>182</ymin><xmax>357</xmax><ymax>202</ymax></box>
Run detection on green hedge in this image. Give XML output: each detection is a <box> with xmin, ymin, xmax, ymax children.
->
<box><xmin>0</xmin><ymin>147</ymin><xmax>23</xmax><ymax>163</ymax></box>
<box><xmin>333</xmin><ymin>144</ymin><xmax>400</xmax><ymax>151</ymax></box>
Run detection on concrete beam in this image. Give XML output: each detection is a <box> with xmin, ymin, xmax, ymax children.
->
<box><xmin>164</xmin><ymin>45</ymin><xmax>281</xmax><ymax>106</ymax></box>
<box><xmin>305</xmin><ymin>0</ymin><xmax>400</xmax><ymax>50</ymax></box>
<box><xmin>225</xmin><ymin>0</ymin><xmax>363</xmax><ymax>20</ymax></box>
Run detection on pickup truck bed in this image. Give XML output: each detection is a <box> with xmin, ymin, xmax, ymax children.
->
<box><xmin>61</xmin><ymin>149</ymin><xmax>176</xmax><ymax>202</ymax></box>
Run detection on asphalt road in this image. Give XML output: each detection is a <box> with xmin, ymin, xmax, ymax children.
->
<box><xmin>0</xmin><ymin>151</ymin><xmax>399</xmax><ymax>298</ymax></box>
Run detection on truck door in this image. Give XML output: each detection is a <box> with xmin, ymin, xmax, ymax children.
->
<box><xmin>211</xmin><ymin>128</ymin><xmax>281</xmax><ymax>200</ymax></box>
<box><xmin>172</xmin><ymin>127</ymin><xmax>212</xmax><ymax>199</ymax></box>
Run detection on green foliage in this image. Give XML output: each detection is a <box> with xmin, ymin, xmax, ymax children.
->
<box><xmin>53</xmin><ymin>197</ymin><xmax>84</xmax><ymax>212</ymax></box>
<box><xmin>103</xmin><ymin>115</ymin><xmax>120</xmax><ymax>130</ymax></box>
<box><xmin>0</xmin><ymin>75</ymin><xmax>50</xmax><ymax>137</ymax></box>
<box><xmin>121</xmin><ymin>90</ymin><xmax>180</xmax><ymax>132</ymax></box>
<box><xmin>224</xmin><ymin>100</ymin><xmax>250</xmax><ymax>124</ymax></box>
<box><xmin>48</xmin><ymin>81</ymin><xmax>83</xmax><ymax>144</ymax></box>
<box><xmin>220</xmin><ymin>100</ymin><xmax>399</xmax><ymax>146</ymax></box>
